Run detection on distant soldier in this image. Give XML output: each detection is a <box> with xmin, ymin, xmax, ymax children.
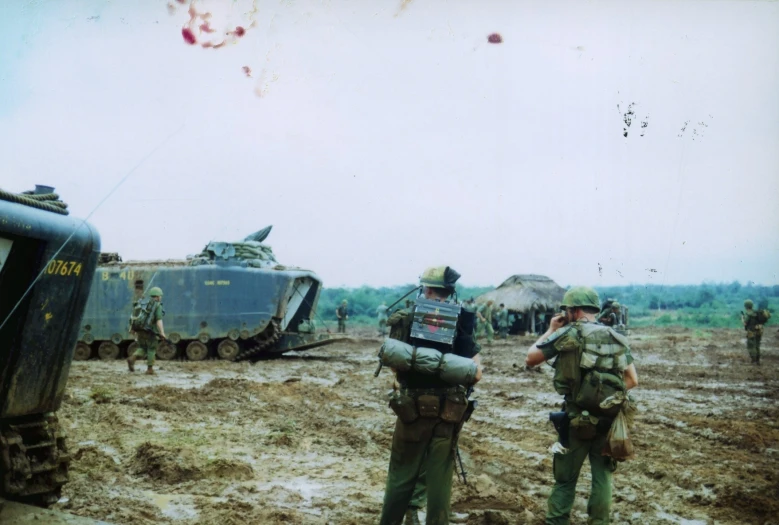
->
<box><xmin>377</xmin><ymin>301</ymin><xmax>389</xmax><ymax>336</ymax></box>
<box><xmin>476</xmin><ymin>299</ymin><xmax>495</xmax><ymax>344</ymax></box>
<box><xmin>336</xmin><ymin>299</ymin><xmax>349</xmax><ymax>334</ymax></box>
<box><xmin>127</xmin><ymin>286</ymin><xmax>167</xmax><ymax>375</ymax></box>
<box><xmin>496</xmin><ymin>303</ymin><xmax>509</xmax><ymax>339</ymax></box>
<box><xmin>599</xmin><ymin>302</ymin><xmax>621</xmax><ymax>327</ymax></box>
<box><xmin>742</xmin><ymin>299</ymin><xmax>765</xmax><ymax>365</ymax></box>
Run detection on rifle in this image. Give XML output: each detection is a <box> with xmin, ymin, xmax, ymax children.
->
<box><xmin>133</xmin><ymin>328</ymin><xmax>170</xmax><ymax>344</ymax></box>
<box><xmin>454</xmin><ymin>387</ymin><xmax>478</xmax><ymax>485</ymax></box>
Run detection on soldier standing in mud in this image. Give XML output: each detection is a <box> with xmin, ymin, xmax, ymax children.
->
<box><xmin>496</xmin><ymin>303</ymin><xmax>509</xmax><ymax>339</ymax></box>
<box><xmin>380</xmin><ymin>266</ymin><xmax>483</xmax><ymax>525</ymax></box>
<box><xmin>475</xmin><ymin>299</ymin><xmax>495</xmax><ymax>344</ymax></box>
<box><xmin>336</xmin><ymin>299</ymin><xmax>349</xmax><ymax>334</ymax></box>
<box><xmin>377</xmin><ymin>301</ymin><xmax>389</xmax><ymax>336</ymax></box>
<box><xmin>127</xmin><ymin>287</ymin><xmax>167</xmax><ymax>375</ymax></box>
<box><xmin>741</xmin><ymin>299</ymin><xmax>763</xmax><ymax>365</ymax></box>
<box><xmin>525</xmin><ymin>286</ymin><xmax>638</xmax><ymax>525</ymax></box>
<box><xmin>598</xmin><ymin>302</ymin><xmax>620</xmax><ymax>327</ymax></box>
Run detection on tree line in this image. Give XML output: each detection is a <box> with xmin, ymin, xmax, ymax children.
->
<box><xmin>315</xmin><ymin>282</ymin><xmax>777</xmax><ymax>329</ymax></box>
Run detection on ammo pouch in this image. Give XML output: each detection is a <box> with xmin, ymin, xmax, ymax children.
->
<box><xmin>417</xmin><ymin>395</ymin><xmax>441</xmax><ymax>418</ymax></box>
<box><xmin>440</xmin><ymin>391</ymin><xmax>469</xmax><ymax>423</ymax></box>
<box><xmin>575</xmin><ymin>370</ymin><xmax>625</xmax><ymax>417</ymax></box>
<box><xmin>389</xmin><ymin>391</ymin><xmax>419</xmax><ymax>424</ymax></box>
<box><xmin>569</xmin><ymin>411</ymin><xmax>599</xmax><ymax>440</ymax></box>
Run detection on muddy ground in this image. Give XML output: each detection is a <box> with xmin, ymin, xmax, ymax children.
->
<box><xmin>52</xmin><ymin>327</ymin><xmax>779</xmax><ymax>525</ymax></box>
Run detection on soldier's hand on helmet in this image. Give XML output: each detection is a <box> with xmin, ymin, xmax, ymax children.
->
<box><xmin>549</xmin><ymin>314</ymin><xmax>568</xmax><ymax>332</ymax></box>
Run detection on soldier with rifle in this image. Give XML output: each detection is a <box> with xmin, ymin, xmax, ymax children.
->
<box><xmin>127</xmin><ymin>286</ymin><xmax>167</xmax><ymax>375</ymax></box>
<box><xmin>377</xmin><ymin>266</ymin><xmax>483</xmax><ymax>525</ymax></box>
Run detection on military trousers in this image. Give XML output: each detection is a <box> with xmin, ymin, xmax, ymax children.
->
<box><xmin>746</xmin><ymin>331</ymin><xmax>762</xmax><ymax>363</ymax></box>
<box><xmin>546</xmin><ymin>429</ymin><xmax>617</xmax><ymax>525</ymax></box>
<box><xmin>497</xmin><ymin>325</ymin><xmax>509</xmax><ymax>339</ymax></box>
<box><xmin>133</xmin><ymin>334</ymin><xmax>158</xmax><ymax>367</ymax></box>
<box><xmin>476</xmin><ymin>321</ymin><xmax>494</xmax><ymax>343</ymax></box>
<box><xmin>337</xmin><ymin>319</ymin><xmax>347</xmax><ymax>333</ymax></box>
<box><xmin>379</xmin><ymin>417</ymin><xmax>456</xmax><ymax>525</ymax></box>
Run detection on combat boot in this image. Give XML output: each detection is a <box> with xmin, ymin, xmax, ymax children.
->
<box><xmin>145</xmin><ymin>366</ymin><xmax>155</xmax><ymax>375</ymax></box>
<box><xmin>127</xmin><ymin>355</ymin><xmax>136</xmax><ymax>372</ymax></box>
<box><xmin>403</xmin><ymin>508</ymin><xmax>421</xmax><ymax>525</ymax></box>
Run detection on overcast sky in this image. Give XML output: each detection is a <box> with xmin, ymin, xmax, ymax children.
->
<box><xmin>1</xmin><ymin>0</ymin><xmax>777</xmax><ymax>288</ymax></box>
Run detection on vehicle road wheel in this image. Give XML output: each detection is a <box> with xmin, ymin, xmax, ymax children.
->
<box><xmin>185</xmin><ymin>341</ymin><xmax>208</xmax><ymax>361</ymax></box>
<box><xmin>98</xmin><ymin>342</ymin><xmax>120</xmax><ymax>360</ymax></box>
<box><xmin>217</xmin><ymin>339</ymin><xmax>239</xmax><ymax>361</ymax></box>
<box><xmin>157</xmin><ymin>342</ymin><xmax>178</xmax><ymax>361</ymax></box>
<box><xmin>74</xmin><ymin>343</ymin><xmax>92</xmax><ymax>361</ymax></box>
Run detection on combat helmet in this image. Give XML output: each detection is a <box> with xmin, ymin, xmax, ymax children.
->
<box><xmin>148</xmin><ymin>286</ymin><xmax>163</xmax><ymax>297</ymax></box>
<box><xmin>744</xmin><ymin>299</ymin><xmax>754</xmax><ymax>309</ymax></box>
<box><xmin>561</xmin><ymin>286</ymin><xmax>600</xmax><ymax>311</ymax></box>
<box><xmin>419</xmin><ymin>265</ymin><xmax>461</xmax><ymax>292</ymax></box>
<box><xmin>611</xmin><ymin>301</ymin><xmax>621</xmax><ymax>309</ymax></box>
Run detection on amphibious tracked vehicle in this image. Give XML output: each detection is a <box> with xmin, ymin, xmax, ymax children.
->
<box><xmin>0</xmin><ymin>185</ymin><xmax>101</xmax><ymax>505</ymax></box>
<box><xmin>76</xmin><ymin>227</ymin><xmax>337</xmax><ymax>362</ymax></box>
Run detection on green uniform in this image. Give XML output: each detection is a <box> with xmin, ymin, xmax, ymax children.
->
<box><xmin>743</xmin><ymin>309</ymin><xmax>763</xmax><ymax>363</ymax></box>
<box><xmin>598</xmin><ymin>311</ymin><xmax>618</xmax><ymax>327</ymax></box>
<box><xmin>336</xmin><ymin>304</ymin><xmax>348</xmax><ymax>333</ymax></box>
<box><xmin>380</xmin><ymin>307</ymin><xmax>480</xmax><ymax>525</ymax></box>
<box><xmin>476</xmin><ymin>303</ymin><xmax>494</xmax><ymax>343</ymax></box>
<box><xmin>377</xmin><ymin>304</ymin><xmax>389</xmax><ymax>336</ymax></box>
<box><xmin>133</xmin><ymin>302</ymin><xmax>164</xmax><ymax>366</ymax></box>
<box><xmin>496</xmin><ymin>308</ymin><xmax>509</xmax><ymax>339</ymax></box>
<box><xmin>537</xmin><ymin>321</ymin><xmax>634</xmax><ymax>525</ymax></box>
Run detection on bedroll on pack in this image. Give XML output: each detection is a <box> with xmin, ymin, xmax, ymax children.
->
<box><xmin>756</xmin><ymin>309</ymin><xmax>772</xmax><ymax>324</ymax></box>
<box><xmin>380</xmin><ymin>338</ymin><xmax>479</xmax><ymax>386</ymax></box>
<box><xmin>129</xmin><ymin>298</ymin><xmax>157</xmax><ymax>332</ymax></box>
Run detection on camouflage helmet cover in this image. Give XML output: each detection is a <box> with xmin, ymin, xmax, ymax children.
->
<box><xmin>148</xmin><ymin>286</ymin><xmax>163</xmax><ymax>297</ymax></box>
<box><xmin>611</xmin><ymin>301</ymin><xmax>621</xmax><ymax>309</ymax></box>
<box><xmin>342</xmin><ymin>299</ymin><xmax>348</xmax><ymax>304</ymax></box>
<box><xmin>419</xmin><ymin>265</ymin><xmax>461</xmax><ymax>290</ymax></box>
<box><xmin>561</xmin><ymin>286</ymin><xmax>600</xmax><ymax>311</ymax></box>
<box><xmin>744</xmin><ymin>299</ymin><xmax>753</xmax><ymax>308</ymax></box>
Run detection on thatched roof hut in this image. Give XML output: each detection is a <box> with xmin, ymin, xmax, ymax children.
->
<box><xmin>476</xmin><ymin>275</ymin><xmax>566</xmax><ymax>335</ymax></box>
<box><xmin>476</xmin><ymin>274</ymin><xmax>566</xmax><ymax>313</ymax></box>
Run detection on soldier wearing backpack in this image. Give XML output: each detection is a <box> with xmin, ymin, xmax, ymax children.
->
<box><xmin>742</xmin><ymin>299</ymin><xmax>770</xmax><ymax>365</ymax></box>
<box><xmin>525</xmin><ymin>286</ymin><xmax>638</xmax><ymax>525</ymax></box>
<box><xmin>127</xmin><ymin>286</ymin><xmax>167</xmax><ymax>375</ymax></box>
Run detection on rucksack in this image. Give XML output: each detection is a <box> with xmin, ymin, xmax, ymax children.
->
<box><xmin>756</xmin><ymin>309</ymin><xmax>771</xmax><ymax>324</ymax></box>
<box><xmin>573</xmin><ymin>324</ymin><xmax>628</xmax><ymax>417</ymax></box>
<box><xmin>129</xmin><ymin>298</ymin><xmax>157</xmax><ymax>332</ymax></box>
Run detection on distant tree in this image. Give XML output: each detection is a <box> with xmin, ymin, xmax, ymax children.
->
<box><xmin>757</xmin><ymin>297</ymin><xmax>769</xmax><ymax>310</ymax></box>
<box><xmin>649</xmin><ymin>295</ymin><xmax>660</xmax><ymax>310</ymax></box>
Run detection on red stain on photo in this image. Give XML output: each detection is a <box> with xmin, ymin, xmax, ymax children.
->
<box><xmin>487</xmin><ymin>33</ymin><xmax>503</xmax><ymax>44</ymax></box>
<box><xmin>182</xmin><ymin>27</ymin><xmax>197</xmax><ymax>45</ymax></box>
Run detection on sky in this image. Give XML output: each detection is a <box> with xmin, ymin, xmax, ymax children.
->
<box><xmin>1</xmin><ymin>0</ymin><xmax>777</xmax><ymax>288</ymax></box>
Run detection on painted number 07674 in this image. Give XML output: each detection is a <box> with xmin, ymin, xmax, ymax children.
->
<box><xmin>47</xmin><ymin>259</ymin><xmax>82</xmax><ymax>277</ymax></box>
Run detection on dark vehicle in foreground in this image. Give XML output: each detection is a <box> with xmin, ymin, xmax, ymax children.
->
<box><xmin>76</xmin><ymin>227</ymin><xmax>338</xmax><ymax>362</ymax></box>
<box><xmin>0</xmin><ymin>186</ymin><xmax>100</xmax><ymax>505</ymax></box>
